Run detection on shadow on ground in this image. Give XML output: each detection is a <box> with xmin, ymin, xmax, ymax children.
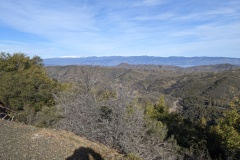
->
<box><xmin>66</xmin><ymin>147</ymin><xmax>104</xmax><ymax>160</ymax></box>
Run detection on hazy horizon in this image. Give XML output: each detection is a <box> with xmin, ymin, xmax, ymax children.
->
<box><xmin>46</xmin><ymin>55</ymin><xmax>240</xmax><ymax>59</ymax></box>
<box><xmin>1</xmin><ymin>0</ymin><xmax>240</xmax><ymax>58</ymax></box>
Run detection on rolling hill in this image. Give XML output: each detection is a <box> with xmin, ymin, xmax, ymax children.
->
<box><xmin>46</xmin><ymin>64</ymin><xmax>240</xmax><ymax>123</ymax></box>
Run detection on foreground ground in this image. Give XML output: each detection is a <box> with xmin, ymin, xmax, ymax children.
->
<box><xmin>0</xmin><ymin>120</ymin><xmax>125</xmax><ymax>160</ymax></box>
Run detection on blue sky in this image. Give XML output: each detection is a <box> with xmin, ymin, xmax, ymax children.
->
<box><xmin>0</xmin><ymin>0</ymin><xmax>240</xmax><ymax>58</ymax></box>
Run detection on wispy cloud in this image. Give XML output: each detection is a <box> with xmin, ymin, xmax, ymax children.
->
<box><xmin>142</xmin><ymin>0</ymin><xmax>165</xmax><ymax>6</ymax></box>
<box><xmin>133</xmin><ymin>13</ymin><xmax>173</xmax><ymax>21</ymax></box>
<box><xmin>0</xmin><ymin>1</ymin><xmax>96</xmax><ymax>35</ymax></box>
<box><xmin>0</xmin><ymin>0</ymin><xmax>240</xmax><ymax>58</ymax></box>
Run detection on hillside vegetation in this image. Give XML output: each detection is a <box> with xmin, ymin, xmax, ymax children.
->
<box><xmin>46</xmin><ymin>63</ymin><xmax>240</xmax><ymax>159</ymax></box>
<box><xmin>46</xmin><ymin>64</ymin><xmax>240</xmax><ymax>112</ymax></box>
<box><xmin>1</xmin><ymin>53</ymin><xmax>240</xmax><ymax>160</ymax></box>
<box><xmin>0</xmin><ymin>52</ymin><xmax>61</xmax><ymax>126</ymax></box>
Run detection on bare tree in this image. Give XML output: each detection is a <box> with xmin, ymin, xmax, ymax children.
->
<box><xmin>55</xmin><ymin>69</ymin><xmax>180</xmax><ymax>159</ymax></box>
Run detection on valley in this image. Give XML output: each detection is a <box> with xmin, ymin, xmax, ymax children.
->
<box><xmin>46</xmin><ymin>63</ymin><xmax>240</xmax><ymax>123</ymax></box>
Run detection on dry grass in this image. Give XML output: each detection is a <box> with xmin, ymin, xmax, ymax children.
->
<box><xmin>0</xmin><ymin>120</ymin><xmax>126</xmax><ymax>160</ymax></box>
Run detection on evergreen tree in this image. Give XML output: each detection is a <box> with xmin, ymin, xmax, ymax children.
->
<box><xmin>209</xmin><ymin>98</ymin><xmax>240</xmax><ymax>159</ymax></box>
<box><xmin>0</xmin><ymin>52</ymin><xmax>59</xmax><ymax>121</ymax></box>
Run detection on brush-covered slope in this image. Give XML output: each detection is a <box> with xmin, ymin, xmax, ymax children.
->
<box><xmin>46</xmin><ymin>64</ymin><xmax>240</xmax><ymax>122</ymax></box>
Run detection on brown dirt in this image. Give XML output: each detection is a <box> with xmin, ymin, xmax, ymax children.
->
<box><xmin>0</xmin><ymin>120</ymin><xmax>125</xmax><ymax>160</ymax></box>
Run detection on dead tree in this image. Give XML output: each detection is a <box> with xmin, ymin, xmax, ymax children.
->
<box><xmin>55</xmin><ymin>69</ymin><xmax>180</xmax><ymax>159</ymax></box>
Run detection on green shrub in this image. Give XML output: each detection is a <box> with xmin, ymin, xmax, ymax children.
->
<box><xmin>0</xmin><ymin>52</ymin><xmax>61</xmax><ymax>124</ymax></box>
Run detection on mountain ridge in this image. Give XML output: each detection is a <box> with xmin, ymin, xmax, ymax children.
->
<box><xmin>43</xmin><ymin>56</ymin><xmax>240</xmax><ymax>67</ymax></box>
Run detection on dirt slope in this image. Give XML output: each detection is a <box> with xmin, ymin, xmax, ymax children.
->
<box><xmin>0</xmin><ymin>120</ymin><xmax>125</xmax><ymax>160</ymax></box>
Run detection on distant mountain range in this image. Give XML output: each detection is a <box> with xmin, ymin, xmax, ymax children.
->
<box><xmin>43</xmin><ymin>56</ymin><xmax>240</xmax><ymax>67</ymax></box>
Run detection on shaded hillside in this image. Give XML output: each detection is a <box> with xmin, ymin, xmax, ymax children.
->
<box><xmin>184</xmin><ymin>64</ymin><xmax>240</xmax><ymax>73</ymax></box>
<box><xmin>165</xmin><ymin>69</ymin><xmax>240</xmax><ymax>103</ymax></box>
<box><xmin>43</xmin><ymin>56</ymin><xmax>240</xmax><ymax>66</ymax></box>
<box><xmin>0</xmin><ymin>120</ymin><xmax>125</xmax><ymax>160</ymax></box>
<box><xmin>163</xmin><ymin>69</ymin><xmax>240</xmax><ymax>122</ymax></box>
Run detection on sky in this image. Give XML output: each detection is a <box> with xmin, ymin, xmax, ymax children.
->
<box><xmin>0</xmin><ymin>0</ymin><xmax>240</xmax><ymax>58</ymax></box>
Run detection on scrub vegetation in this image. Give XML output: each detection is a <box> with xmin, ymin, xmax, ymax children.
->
<box><xmin>1</xmin><ymin>52</ymin><xmax>240</xmax><ymax>160</ymax></box>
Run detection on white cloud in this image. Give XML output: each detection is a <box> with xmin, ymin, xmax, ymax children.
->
<box><xmin>0</xmin><ymin>0</ymin><xmax>240</xmax><ymax>58</ymax></box>
<box><xmin>0</xmin><ymin>0</ymin><xmax>97</xmax><ymax>36</ymax></box>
